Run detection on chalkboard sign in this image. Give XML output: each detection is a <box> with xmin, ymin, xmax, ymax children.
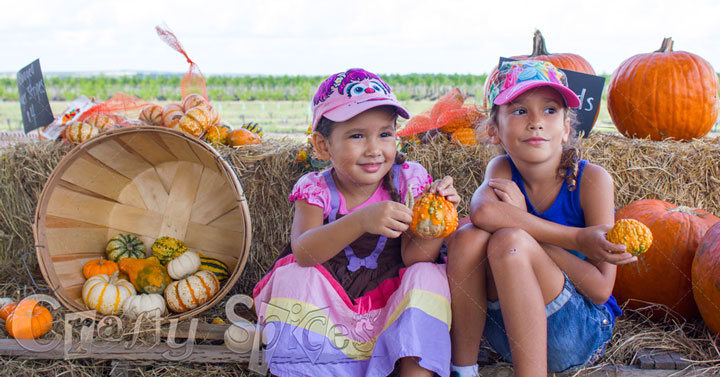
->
<box><xmin>17</xmin><ymin>59</ymin><xmax>54</xmax><ymax>133</ymax></box>
<box><xmin>498</xmin><ymin>57</ymin><xmax>605</xmax><ymax>137</ymax></box>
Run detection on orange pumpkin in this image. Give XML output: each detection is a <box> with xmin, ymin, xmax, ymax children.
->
<box><xmin>228</xmin><ymin>128</ymin><xmax>261</xmax><ymax>146</ymax></box>
<box><xmin>438</xmin><ymin>106</ymin><xmax>484</xmax><ymax>134</ymax></box>
<box><xmin>410</xmin><ymin>191</ymin><xmax>458</xmax><ymax>239</ymax></box>
<box><xmin>613</xmin><ymin>199</ymin><xmax>720</xmax><ymax>321</ymax></box>
<box><xmin>139</xmin><ymin>104</ymin><xmax>164</xmax><ymax>126</ymax></box>
<box><xmin>607</xmin><ymin>38</ymin><xmax>719</xmax><ymax>141</ymax></box>
<box><xmin>162</xmin><ymin>103</ymin><xmax>185</xmax><ymax>129</ymax></box>
<box><xmin>82</xmin><ymin>258</ymin><xmax>119</xmax><ymax>279</ymax></box>
<box><xmin>0</xmin><ymin>301</ymin><xmax>17</xmax><ymax>321</ymax></box>
<box><xmin>5</xmin><ymin>300</ymin><xmax>53</xmax><ymax>339</ymax></box>
<box><xmin>692</xmin><ymin>222</ymin><xmax>720</xmax><ymax>334</ymax></box>
<box><xmin>483</xmin><ymin>29</ymin><xmax>596</xmax><ymax>110</ymax></box>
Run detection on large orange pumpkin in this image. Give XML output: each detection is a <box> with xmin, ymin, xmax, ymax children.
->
<box><xmin>692</xmin><ymin>222</ymin><xmax>720</xmax><ymax>334</ymax></box>
<box><xmin>483</xmin><ymin>30</ymin><xmax>596</xmax><ymax>110</ymax></box>
<box><xmin>613</xmin><ymin>199</ymin><xmax>720</xmax><ymax>321</ymax></box>
<box><xmin>607</xmin><ymin>38</ymin><xmax>719</xmax><ymax>141</ymax></box>
<box><xmin>5</xmin><ymin>299</ymin><xmax>53</xmax><ymax>339</ymax></box>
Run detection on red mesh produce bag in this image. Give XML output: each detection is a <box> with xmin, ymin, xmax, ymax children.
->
<box><xmin>156</xmin><ymin>25</ymin><xmax>208</xmax><ymax>101</ymax></box>
<box><xmin>76</xmin><ymin>92</ymin><xmax>150</xmax><ymax>124</ymax></box>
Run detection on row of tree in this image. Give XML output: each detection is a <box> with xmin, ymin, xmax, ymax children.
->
<box><xmin>0</xmin><ymin>73</ymin><xmax>492</xmax><ymax>102</ymax></box>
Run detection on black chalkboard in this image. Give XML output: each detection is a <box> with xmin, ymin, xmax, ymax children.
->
<box><xmin>498</xmin><ymin>57</ymin><xmax>605</xmax><ymax>137</ymax></box>
<box><xmin>17</xmin><ymin>59</ymin><xmax>54</xmax><ymax>133</ymax></box>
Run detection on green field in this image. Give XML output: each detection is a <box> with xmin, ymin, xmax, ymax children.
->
<box><xmin>0</xmin><ymin>99</ymin><xmax>620</xmax><ymax>135</ymax></box>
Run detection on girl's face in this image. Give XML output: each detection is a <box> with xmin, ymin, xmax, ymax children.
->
<box><xmin>313</xmin><ymin>106</ymin><xmax>397</xmax><ymax>189</ymax></box>
<box><xmin>488</xmin><ymin>86</ymin><xmax>570</xmax><ymax>164</ymax></box>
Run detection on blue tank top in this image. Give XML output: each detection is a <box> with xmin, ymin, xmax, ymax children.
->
<box><xmin>506</xmin><ymin>155</ymin><xmax>622</xmax><ymax>324</ymax></box>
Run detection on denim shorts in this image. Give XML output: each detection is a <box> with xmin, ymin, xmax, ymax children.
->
<box><xmin>483</xmin><ymin>274</ymin><xmax>614</xmax><ymax>373</ymax></box>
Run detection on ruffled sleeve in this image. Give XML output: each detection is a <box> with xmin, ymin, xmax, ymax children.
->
<box><xmin>288</xmin><ymin>172</ymin><xmax>332</xmax><ymax>218</ymax></box>
<box><xmin>397</xmin><ymin>161</ymin><xmax>433</xmax><ymax>200</ymax></box>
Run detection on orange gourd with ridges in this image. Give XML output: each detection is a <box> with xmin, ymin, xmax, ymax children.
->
<box><xmin>410</xmin><ymin>192</ymin><xmax>458</xmax><ymax>239</ymax></box>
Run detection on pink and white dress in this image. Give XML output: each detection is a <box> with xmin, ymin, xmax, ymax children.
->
<box><xmin>253</xmin><ymin>161</ymin><xmax>452</xmax><ymax>376</ymax></box>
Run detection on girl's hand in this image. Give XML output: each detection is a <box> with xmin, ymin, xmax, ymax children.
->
<box><xmin>359</xmin><ymin>201</ymin><xmax>413</xmax><ymax>238</ymax></box>
<box><xmin>488</xmin><ymin>178</ymin><xmax>526</xmax><ymax>211</ymax></box>
<box><xmin>576</xmin><ymin>225</ymin><xmax>638</xmax><ymax>265</ymax></box>
<box><xmin>428</xmin><ymin>176</ymin><xmax>461</xmax><ymax>207</ymax></box>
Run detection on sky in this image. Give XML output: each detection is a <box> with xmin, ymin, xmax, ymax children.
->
<box><xmin>2</xmin><ymin>0</ymin><xmax>720</xmax><ymax>77</ymax></box>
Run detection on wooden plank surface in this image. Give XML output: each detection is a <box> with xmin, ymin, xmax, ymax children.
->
<box><xmin>157</xmin><ymin>161</ymin><xmax>203</xmax><ymax>240</ymax></box>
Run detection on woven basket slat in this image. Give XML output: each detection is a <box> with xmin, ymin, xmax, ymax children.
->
<box><xmin>34</xmin><ymin>127</ymin><xmax>252</xmax><ymax>321</ymax></box>
<box><xmin>157</xmin><ymin>161</ymin><xmax>203</xmax><ymax>240</ymax></box>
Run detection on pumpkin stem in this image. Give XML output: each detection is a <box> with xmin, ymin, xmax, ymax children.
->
<box><xmin>656</xmin><ymin>37</ymin><xmax>674</xmax><ymax>53</ymax></box>
<box><xmin>531</xmin><ymin>29</ymin><xmax>550</xmax><ymax>57</ymax></box>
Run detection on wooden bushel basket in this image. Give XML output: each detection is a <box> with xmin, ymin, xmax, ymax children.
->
<box><xmin>32</xmin><ymin>127</ymin><xmax>252</xmax><ymax>321</ymax></box>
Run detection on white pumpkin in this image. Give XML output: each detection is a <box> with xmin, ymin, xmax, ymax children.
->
<box><xmin>82</xmin><ymin>271</ymin><xmax>136</xmax><ymax>315</ymax></box>
<box><xmin>164</xmin><ymin>270</ymin><xmax>219</xmax><ymax>313</ymax></box>
<box><xmin>167</xmin><ymin>251</ymin><xmax>201</xmax><ymax>280</ymax></box>
<box><xmin>122</xmin><ymin>294</ymin><xmax>167</xmax><ymax>320</ymax></box>
<box><xmin>224</xmin><ymin>322</ymin><xmax>267</xmax><ymax>353</ymax></box>
<box><xmin>0</xmin><ymin>297</ymin><xmax>14</xmax><ymax>308</ymax></box>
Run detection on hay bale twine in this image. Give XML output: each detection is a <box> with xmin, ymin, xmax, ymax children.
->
<box><xmin>32</xmin><ymin>127</ymin><xmax>252</xmax><ymax>321</ymax></box>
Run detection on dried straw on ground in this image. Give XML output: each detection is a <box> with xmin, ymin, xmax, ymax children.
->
<box><xmin>1</xmin><ymin>132</ymin><xmax>719</xmax><ymax>375</ymax></box>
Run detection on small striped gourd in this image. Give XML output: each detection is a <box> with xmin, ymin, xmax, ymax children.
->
<box><xmin>106</xmin><ymin>234</ymin><xmax>145</xmax><ymax>262</ymax></box>
<box><xmin>241</xmin><ymin>122</ymin><xmax>264</xmax><ymax>137</ymax></box>
<box><xmin>198</xmin><ymin>256</ymin><xmax>230</xmax><ymax>281</ymax></box>
<box><xmin>165</xmin><ymin>270</ymin><xmax>220</xmax><ymax>313</ymax></box>
<box><xmin>152</xmin><ymin>236</ymin><xmax>188</xmax><ymax>265</ymax></box>
<box><xmin>82</xmin><ymin>272</ymin><xmax>136</xmax><ymax>315</ymax></box>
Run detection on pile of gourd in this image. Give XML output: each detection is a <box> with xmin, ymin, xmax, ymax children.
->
<box><xmin>138</xmin><ymin>94</ymin><xmax>263</xmax><ymax>147</ymax></box>
<box><xmin>81</xmin><ymin>234</ymin><xmax>230</xmax><ymax>319</ymax></box>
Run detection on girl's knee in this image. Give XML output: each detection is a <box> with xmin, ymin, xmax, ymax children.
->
<box><xmin>487</xmin><ymin>228</ymin><xmax>536</xmax><ymax>262</ymax></box>
<box><xmin>447</xmin><ymin>224</ymin><xmax>491</xmax><ymax>264</ymax></box>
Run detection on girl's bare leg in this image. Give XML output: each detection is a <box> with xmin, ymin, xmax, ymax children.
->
<box><xmin>486</xmin><ymin>228</ymin><xmax>565</xmax><ymax>377</ymax></box>
<box><xmin>399</xmin><ymin>357</ymin><xmax>433</xmax><ymax>377</ymax></box>
<box><xmin>446</xmin><ymin>224</ymin><xmax>492</xmax><ymax>366</ymax></box>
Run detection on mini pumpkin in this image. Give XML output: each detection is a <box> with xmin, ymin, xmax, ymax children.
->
<box><xmin>106</xmin><ymin>233</ymin><xmax>146</xmax><ymax>262</ymax></box>
<box><xmin>84</xmin><ymin>113</ymin><xmax>115</xmax><ymax>132</ymax></box>
<box><xmin>167</xmin><ymin>251</ymin><xmax>201</xmax><ymax>280</ymax></box>
<box><xmin>228</xmin><ymin>128</ymin><xmax>261</xmax><ymax>146</ymax></box>
<box><xmin>82</xmin><ymin>271</ymin><xmax>136</xmax><ymax>315</ymax></box>
<box><xmin>198</xmin><ymin>256</ymin><xmax>230</xmax><ymax>281</ymax></box>
<box><xmin>122</xmin><ymin>294</ymin><xmax>167</xmax><ymax>320</ymax></box>
<box><xmin>152</xmin><ymin>236</ymin><xmax>188</xmax><ymax>265</ymax></box>
<box><xmin>162</xmin><ymin>103</ymin><xmax>184</xmax><ymax>129</ymax></box>
<box><xmin>182</xmin><ymin>94</ymin><xmax>208</xmax><ymax>112</ymax></box>
<box><xmin>606</xmin><ymin>219</ymin><xmax>653</xmax><ymax>256</ymax></box>
<box><xmin>410</xmin><ymin>191</ymin><xmax>458</xmax><ymax>239</ymax></box>
<box><xmin>204</xmin><ymin>124</ymin><xmax>231</xmax><ymax>145</ymax></box>
<box><xmin>164</xmin><ymin>270</ymin><xmax>220</xmax><ymax>313</ymax></box>
<box><xmin>0</xmin><ymin>300</ymin><xmax>17</xmax><ymax>321</ymax></box>
<box><xmin>83</xmin><ymin>258</ymin><xmax>119</xmax><ymax>279</ymax></box>
<box><xmin>65</xmin><ymin>122</ymin><xmax>99</xmax><ymax>143</ymax></box>
<box><xmin>5</xmin><ymin>300</ymin><xmax>53</xmax><ymax>339</ymax></box>
<box><xmin>241</xmin><ymin>122</ymin><xmax>264</xmax><ymax>137</ymax></box>
<box><xmin>139</xmin><ymin>104</ymin><xmax>164</xmax><ymax>126</ymax></box>
<box><xmin>118</xmin><ymin>256</ymin><xmax>173</xmax><ymax>294</ymax></box>
<box><xmin>178</xmin><ymin>106</ymin><xmax>210</xmax><ymax>137</ymax></box>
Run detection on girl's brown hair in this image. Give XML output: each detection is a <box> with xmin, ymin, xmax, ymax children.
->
<box><xmin>485</xmin><ymin>104</ymin><xmax>582</xmax><ymax>191</ymax></box>
<box><xmin>315</xmin><ymin>107</ymin><xmax>406</xmax><ymax>202</ymax></box>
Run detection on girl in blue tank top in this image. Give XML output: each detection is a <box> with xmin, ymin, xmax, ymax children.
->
<box><xmin>446</xmin><ymin>60</ymin><xmax>638</xmax><ymax>377</ymax></box>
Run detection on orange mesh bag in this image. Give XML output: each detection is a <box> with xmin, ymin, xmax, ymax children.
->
<box><xmin>75</xmin><ymin>93</ymin><xmax>150</xmax><ymax>128</ymax></box>
<box><xmin>430</xmin><ymin>88</ymin><xmax>464</xmax><ymax>125</ymax></box>
<box><xmin>396</xmin><ymin>88</ymin><xmax>470</xmax><ymax>137</ymax></box>
<box><xmin>156</xmin><ymin>25</ymin><xmax>208</xmax><ymax>101</ymax></box>
<box><xmin>437</xmin><ymin>105</ymin><xmax>485</xmax><ymax>133</ymax></box>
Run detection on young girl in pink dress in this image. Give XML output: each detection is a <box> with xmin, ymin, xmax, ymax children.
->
<box><xmin>253</xmin><ymin>68</ymin><xmax>460</xmax><ymax>377</ymax></box>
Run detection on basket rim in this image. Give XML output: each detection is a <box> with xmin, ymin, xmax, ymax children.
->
<box><xmin>32</xmin><ymin>126</ymin><xmax>252</xmax><ymax>322</ymax></box>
